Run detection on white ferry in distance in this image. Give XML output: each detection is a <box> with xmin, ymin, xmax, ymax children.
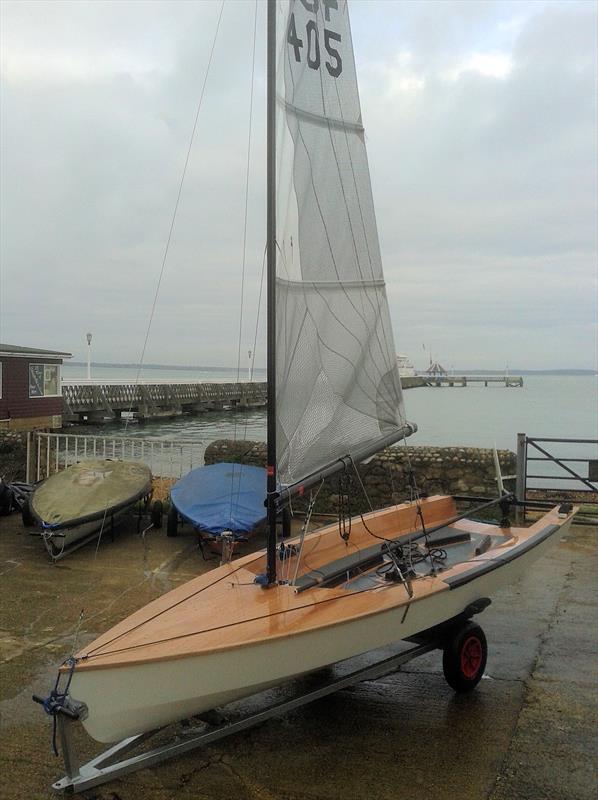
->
<box><xmin>397</xmin><ymin>354</ymin><xmax>416</xmax><ymax>377</ymax></box>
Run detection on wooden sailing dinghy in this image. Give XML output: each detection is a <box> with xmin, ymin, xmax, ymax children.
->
<box><xmin>67</xmin><ymin>495</ymin><xmax>575</xmax><ymax>743</ymax></box>
<box><xmin>41</xmin><ymin>0</ymin><xmax>576</xmax><ymax>760</ymax></box>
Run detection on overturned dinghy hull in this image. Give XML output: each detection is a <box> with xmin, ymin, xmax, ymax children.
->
<box><xmin>39</xmin><ymin>511</ymin><xmax>131</xmax><ymax>558</ymax></box>
<box><xmin>66</xmin><ymin>496</ymin><xmax>575</xmax><ymax>743</ymax></box>
<box><xmin>30</xmin><ymin>459</ymin><xmax>152</xmax><ymax>559</ymax></box>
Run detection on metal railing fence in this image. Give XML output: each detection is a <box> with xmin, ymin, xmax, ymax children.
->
<box><xmin>27</xmin><ymin>432</ymin><xmax>207</xmax><ymax>500</ymax></box>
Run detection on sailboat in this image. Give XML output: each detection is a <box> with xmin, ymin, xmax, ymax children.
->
<box><xmin>41</xmin><ymin>0</ymin><xmax>576</xmax><ymax>753</ymax></box>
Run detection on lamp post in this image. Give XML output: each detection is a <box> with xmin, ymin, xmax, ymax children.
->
<box><xmin>86</xmin><ymin>332</ymin><xmax>92</xmax><ymax>380</ymax></box>
<box><xmin>248</xmin><ymin>349</ymin><xmax>253</xmax><ymax>383</ymax></box>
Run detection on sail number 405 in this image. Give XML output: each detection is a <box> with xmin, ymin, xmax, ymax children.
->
<box><xmin>287</xmin><ymin>1</ymin><xmax>343</xmax><ymax>78</ymax></box>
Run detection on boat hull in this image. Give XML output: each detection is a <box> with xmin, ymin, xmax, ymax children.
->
<box><xmin>29</xmin><ymin>459</ymin><xmax>151</xmax><ymax>558</ymax></box>
<box><xmin>35</xmin><ymin>508</ymin><xmax>129</xmax><ymax>555</ymax></box>
<box><xmin>71</xmin><ymin>514</ymin><xmax>572</xmax><ymax>743</ymax></box>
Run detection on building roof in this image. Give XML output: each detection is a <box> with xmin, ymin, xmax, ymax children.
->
<box><xmin>0</xmin><ymin>343</ymin><xmax>72</xmax><ymax>359</ymax></box>
<box><xmin>424</xmin><ymin>361</ymin><xmax>448</xmax><ymax>375</ymax></box>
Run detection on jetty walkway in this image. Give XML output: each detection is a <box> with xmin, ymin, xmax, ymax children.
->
<box><xmin>61</xmin><ymin>380</ymin><xmax>267</xmax><ymax>424</ymax></box>
<box><xmin>60</xmin><ymin>374</ymin><xmax>524</xmax><ymax>425</ymax></box>
<box><xmin>60</xmin><ymin>376</ymin><xmax>427</xmax><ymax>424</ymax></box>
<box><xmin>423</xmin><ymin>375</ymin><xmax>523</xmax><ymax>387</ymax></box>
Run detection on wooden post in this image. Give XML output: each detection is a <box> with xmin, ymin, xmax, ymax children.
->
<box><xmin>515</xmin><ymin>433</ymin><xmax>527</xmax><ymax>523</ymax></box>
<box><xmin>26</xmin><ymin>431</ymin><xmax>31</xmax><ymax>484</ymax></box>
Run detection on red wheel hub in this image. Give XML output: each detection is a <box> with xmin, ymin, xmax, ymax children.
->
<box><xmin>460</xmin><ymin>635</ymin><xmax>483</xmax><ymax>679</ymax></box>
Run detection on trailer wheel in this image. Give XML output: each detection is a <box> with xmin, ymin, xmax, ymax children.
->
<box><xmin>167</xmin><ymin>506</ymin><xmax>178</xmax><ymax>537</ymax></box>
<box><xmin>442</xmin><ymin>622</ymin><xmax>487</xmax><ymax>692</ymax></box>
<box><xmin>151</xmin><ymin>500</ymin><xmax>163</xmax><ymax>529</ymax></box>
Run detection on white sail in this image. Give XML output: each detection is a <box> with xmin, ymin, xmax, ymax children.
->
<box><xmin>275</xmin><ymin>0</ymin><xmax>408</xmax><ymax>490</ymax></box>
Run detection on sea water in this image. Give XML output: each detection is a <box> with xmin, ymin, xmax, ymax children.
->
<box><xmin>63</xmin><ymin>365</ymin><xmax>597</xmax><ymax>456</ymax></box>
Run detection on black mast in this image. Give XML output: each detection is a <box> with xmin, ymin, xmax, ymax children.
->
<box><xmin>266</xmin><ymin>0</ymin><xmax>277</xmax><ymax>585</ymax></box>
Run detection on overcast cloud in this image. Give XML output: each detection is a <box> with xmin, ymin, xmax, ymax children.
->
<box><xmin>1</xmin><ymin>0</ymin><xmax>596</xmax><ymax>370</ymax></box>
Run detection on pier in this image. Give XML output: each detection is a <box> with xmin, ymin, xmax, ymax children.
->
<box><xmin>59</xmin><ymin>374</ymin><xmax>520</xmax><ymax>425</ymax></box>
<box><xmin>61</xmin><ymin>377</ymin><xmax>428</xmax><ymax>424</ymax></box>
<box><xmin>61</xmin><ymin>381</ymin><xmax>267</xmax><ymax>424</ymax></box>
<box><xmin>422</xmin><ymin>375</ymin><xmax>523</xmax><ymax>387</ymax></box>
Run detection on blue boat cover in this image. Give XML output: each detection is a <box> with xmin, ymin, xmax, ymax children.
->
<box><xmin>170</xmin><ymin>463</ymin><xmax>267</xmax><ymax>537</ymax></box>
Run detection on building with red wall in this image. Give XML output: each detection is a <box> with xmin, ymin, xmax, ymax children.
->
<box><xmin>0</xmin><ymin>343</ymin><xmax>72</xmax><ymax>431</ymax></box>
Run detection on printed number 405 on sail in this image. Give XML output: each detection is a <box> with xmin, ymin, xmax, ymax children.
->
<box><xmin>287</xmin><ymin>1</ymin><xmax>343</xmax><ymax>78</ymax></box>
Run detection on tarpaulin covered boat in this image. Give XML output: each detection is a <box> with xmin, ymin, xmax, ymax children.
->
<box><xmin>30</xmin><ymin>459</ymin><xmax>152</xmax><ymax>559</ymax></box>
<box><xmin>169</xmin><ymin>463</ymin><xmax>266</xmax><ymax>539</ymax></box>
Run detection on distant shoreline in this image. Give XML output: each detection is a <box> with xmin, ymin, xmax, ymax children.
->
<box><xmin>67</xmin><ymin>362</ymin><xmax>596</xmax><ymax>377</ymax></box>
<box><xmin>67</xmin><ymin>362</ymin><xmax>265</xmax><ymax>373</ymax></box>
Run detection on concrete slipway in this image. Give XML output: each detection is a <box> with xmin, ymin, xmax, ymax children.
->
<box><xmin>0</xmin><ymin>514</ymin><xmax>595</xmax><ymax>800</ymax></box>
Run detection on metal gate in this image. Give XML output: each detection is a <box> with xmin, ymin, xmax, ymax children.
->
<box><xmin>515</xmin><ymin>433</ymin><xmax>598</xmax><ymax>507</ymax></box>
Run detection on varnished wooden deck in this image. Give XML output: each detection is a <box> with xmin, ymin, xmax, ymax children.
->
<box><xmin>69</xmin><ymin>497</ymin><xmax>573</xmax><ymax>672</ymax></box>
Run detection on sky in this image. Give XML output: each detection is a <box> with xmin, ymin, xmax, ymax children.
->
<box><xmin>0</xmin><ymin>0</ymin><xmax>596</xmax><ymax>371</ymax></box>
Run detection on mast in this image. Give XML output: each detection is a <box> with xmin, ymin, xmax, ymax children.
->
<box><xmin>266</xmin><ymin>0</ymin><xmax>277</xmax><ymax>585</ymax></box>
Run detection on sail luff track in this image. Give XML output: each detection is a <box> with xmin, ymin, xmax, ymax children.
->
<box><xmin>266</xmin><ymin>0</ymin><xmax>278</xmax><ymax>585</ymax></box>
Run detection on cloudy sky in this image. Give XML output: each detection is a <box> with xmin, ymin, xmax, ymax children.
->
<box><xmin>1</xmin><ymin>0</ymin><xmax>596</xmax><ymax>370</ymax></box>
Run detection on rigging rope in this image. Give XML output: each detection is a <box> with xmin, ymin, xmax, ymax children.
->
<box><xmin>39</xmin><ymin>656</ymin><xmax>77</xmax><ymax>756</ymax></box>
<box><xmin>230</xmin><ymin>0</ymin><xmax>259</xmax><ymax>523</ymax></box>
<box><xmin>399</xmin><ymin>432</ymin><xmax>439</xmax><ymax>575</ymax></box>
<box><xmin>350</xmin><ymin>453</ymin><xmax>444</xmax><ymax>577</ymax></box>
<box><xmin>291</xmin><ymin>480</ymin><xmax>324</xmax><ymax>585</ymax></box>
<box><xmin>122</xmin><ymin>0</ymin><xmax>226</xmax><ymax>430</ymax></box>
<box><xmin>77</xmin><ymin>578</ymin><xmax>407</xmax><ymax>662</ymax></box>
<box><xmin>337</xmin><ymin>473</ymin><xmax>351</xmax><ymax>542</ymax></box>
<box><xmin>62</xmin><ymin>5</ymin><xmax>226</xmax><ymax>667</ymax></box>
<box><xmin>82</xmin><ymin>555</ymin><xmax>253</xmax><ymax>658</ymax></box>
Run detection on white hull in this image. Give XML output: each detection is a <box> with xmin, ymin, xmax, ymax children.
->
<box><xmin>45</xmin><ymin>519</ymin><xmax>109</xmax><ymax>548</ymax></box>
<box><xmin>71</xmin><ymin>516</ymin><xmax>571</xmax><ymax>743</ymax></box>
<box><xmin>37</xmin><ymin>508</ymin><xmax>129</xmax><ymax>556</ymax></box>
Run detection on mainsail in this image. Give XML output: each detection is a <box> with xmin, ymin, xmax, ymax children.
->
<box><xmin>275</xmin><ymin>0</ymin><xmax>412</xmax><ymax>492</ymax></box>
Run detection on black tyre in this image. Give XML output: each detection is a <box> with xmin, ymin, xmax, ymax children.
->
<box><xmin>442</xmin><ymin>621</ymin><xmax>487</xmax><ymax>693</ymax></box>
<box><xmin>0</xmin><ymin>483</ymin><xmax>11</xmax><ymax>516</ymax></box>
<box><xmin>167</xmin><ymin>505</ymin><xmax>178</xmax><ymax>537</ymax></box>
<box><xmin>21</xmin><ymin>501</ymin><xmax>35</xmax><ymax>528</ymax></box>
<box><xmin>151</xmin><ymin>500</ymin><xmax>163</xmax><ymax>529</ymax></box>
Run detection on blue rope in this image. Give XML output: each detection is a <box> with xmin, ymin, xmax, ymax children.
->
<box><xmin>40</xmin><ymin>657</ymin><xmax>77</xmax><ymax>756</ymax></box>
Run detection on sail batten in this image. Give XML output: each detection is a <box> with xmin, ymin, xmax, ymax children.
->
<box><xmin>278</xmin><ymin>97</ymin><xmax>365</xmax><ymax>133</ymax></box>
<box><xmin>278</xmin><ymin>277</ymin><xmax>386</xmax><ymax>290</ymax></box>
<box><xmin>276</xmin><ymin>0</ymin><xmax>410</xmax><ymax>491</ymax></box>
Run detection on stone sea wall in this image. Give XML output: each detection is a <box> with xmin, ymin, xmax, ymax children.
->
<box><xmin>0</xmin><ymin>427</ymin><xmax>517</xmax><ymax>512</ymax></box>
<box><xmin>205</xmin><ymin>439</ymin><xmax>516</xmax><ymax>514</ymax></box>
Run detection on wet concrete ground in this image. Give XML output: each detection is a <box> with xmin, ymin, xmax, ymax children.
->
<box><xmin>0</xmin><ymin>512</ymin><xmax>596</xmax><ymax>800</ymax></box>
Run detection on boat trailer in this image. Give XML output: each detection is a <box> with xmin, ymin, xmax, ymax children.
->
<box><xmin>36</xmin><ymin>599</ymin><xmax>491</xmax><ymax>795</ymax></box>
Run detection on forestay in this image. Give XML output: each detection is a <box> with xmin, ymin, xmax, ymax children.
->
<box><xmin>275</xmin><ymin>0</ymin><xmax>411</xmax><ymax>491</ymax></box>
